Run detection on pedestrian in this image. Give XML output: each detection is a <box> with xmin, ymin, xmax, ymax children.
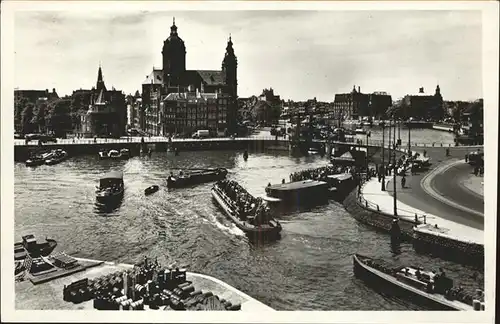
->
<box><xmin>423</xmin><ymin>149</ymin><xmax>427</xmax><ymax>157</ymax></box>
<box><xmin>401</xmin><ymin>176</ymin><xmax>406</xmax><ymax>188</ymax></box>
<box><xmin>465</xmin><ymin>154</ymin><xmax>468</xmax><ymax>163</ymax></box>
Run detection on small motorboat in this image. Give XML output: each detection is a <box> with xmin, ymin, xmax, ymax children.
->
<box><xmin>212</xmin><ymin>180</ymin><xmax>282</xmax><ymax>238</ymax></box>
<box><xmin>354</xmin><ymin>128</ymin><xmax>367</xmax><ymax>135</ymax></box>
<box><xmin>99</xmin><ymin>149</ymin><xmax>130</xmax><ymax>160</ymax></box>
<box><xmin>95</xmin><ymin>171</ymin><xmax>124</xmax><ymax>204</ymax></box>
<box><xmin>26</xmin><ymin>151</ymin><xmax>54</xmax><ymax>167</ymax></box>
<box><xmin>45</xmin><ymin>149</ymin><xmax>68</xmax><ymax>165</ymax></box>
<box><xmin>167</xmin><ymin>168</ymin><xmax>228</xmax><ymax>188</ymax></box>
<box><xmin>15</xmin><ymin>234</ymin><xmax>57</xmax><ymax>258</ymax></box>
<box><xmin>144</xmin><ymin>185</ymin><xmax>159</xmax><ymax>196</ymax></box>
<box><xmin>353</xmin><ymin>254</ymin><xmax>485</xmax><ymax>311</ymax></box>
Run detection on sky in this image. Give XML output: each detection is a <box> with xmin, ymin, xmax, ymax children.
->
<box><xmin>13</xmin><ymin>9</ymin><xmax>483</xmax><ymax>101</ymax></box>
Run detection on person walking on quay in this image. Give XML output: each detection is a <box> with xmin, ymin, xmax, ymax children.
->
<box><xmin>446</xmin><ymin>147</ymin><xmax>450</xmax><ymax>157</ymax></box>
<box><xmin>401</xmin><ymin>175</ymin><xmax>406</xmax><ymax>189</ymax></box>
<box><xmin>423</xmin><ymin>149</ymin><xmax>427</xmax><ymax>157</ymax></box>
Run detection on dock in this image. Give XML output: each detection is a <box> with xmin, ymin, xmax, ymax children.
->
<box><xmin>15</xmin><ymin>257</ymin><xmax>275</xmax><ymax>311</ymax></box>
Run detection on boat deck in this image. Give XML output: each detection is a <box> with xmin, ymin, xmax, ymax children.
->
<box><xmin>16</xmin><ymin>257</ymin><xmax>274</xmax><ymax>312</ymax></box>
<box><xmin>267</xmin><ymin>180</ymin><xmax>328</xmax><ymax>191</ymax></box>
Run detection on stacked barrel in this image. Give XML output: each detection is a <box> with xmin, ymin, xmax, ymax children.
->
<box><xmin>62</xmin><ymin>257</ymin><xmax>241</xmax><ymax>311</ymax></box>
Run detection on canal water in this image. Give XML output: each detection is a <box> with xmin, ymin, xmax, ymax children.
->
<box><xmin>14</xmin><ymin>148</ymin><xmax>481</xmax><ymax>310</ymax></box>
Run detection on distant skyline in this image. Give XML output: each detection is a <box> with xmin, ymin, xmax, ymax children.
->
<box><xmin>14</xmin><ymin>10</ymin><xmax>483</xmax><ymax>101</ymax></box>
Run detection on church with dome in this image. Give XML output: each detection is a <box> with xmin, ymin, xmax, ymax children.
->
<box><xmin>141</xmin><ymin>18</ymin><xmax>238</xmax><ymax>135</ymax></box>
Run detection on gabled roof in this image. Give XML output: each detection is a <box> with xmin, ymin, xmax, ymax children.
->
<box><xmin>142</xmin><ymin>69</ymin><xmax>163</xmax><ymax>85</ymax></box>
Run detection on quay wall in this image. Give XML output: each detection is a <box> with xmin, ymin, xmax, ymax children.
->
<box><xmin>13</xmin><ymin>138</ymin><xmax>292</xmax><ymax>162</ymax></box>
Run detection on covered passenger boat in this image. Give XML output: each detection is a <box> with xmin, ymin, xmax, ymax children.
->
<box><xmin>265</xmin><ymin>180</ymin><xmax>329</xmax><ymax>208</ymax></box>
<box><xmin>353</xmin><ymin>254</ymin><xmax>485</xmax><ymax>311</ymax></box>
<box><xmin>325</xmin><ymin>173</ymin><xmax>357</xmax><ymax>200</ymax></box>
<box><xmin>212</xmin><ymin>180</ymin><xmax>282</xmax><ymax>239</ymax></box>
<box><xmin>95</xmin><ymin>171</ymin><xmax>124</xmax><ymax>204</ymax></box>
<box><xmin>167</xmin><ymin>168</ymin><xmax>228</xmax><ymax>188</ymax></box>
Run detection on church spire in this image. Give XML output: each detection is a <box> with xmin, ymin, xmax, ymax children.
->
<box><xmin>96</xmin><ymin>64</ymin><xmax>107</xmax><ymax>92</ymax></box>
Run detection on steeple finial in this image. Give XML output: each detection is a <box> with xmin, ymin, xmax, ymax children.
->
<box><xmin>173</xmin><ymin>17</ymin><xmax>175</xmax><ymax>25</ymax></box>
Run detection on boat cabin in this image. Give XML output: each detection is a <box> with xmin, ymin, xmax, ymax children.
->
<box><xmin>22</xmin><ymin>234</ymin><xmax>37</xmax><ymax>250</ymax></box>
<box><xmin>108</xmin><ymin>150</ymin><xmax>120</xmax><ymax>158</ymax></box>
<box><xmin>396</xmin><ymin>266</ymin><xmax>454</xmax><ymax>294</ymax></box>
<box><xmin>99</xmin><ymin>171</ymin><xmax>124</xmax><ymax>189</ymax></box>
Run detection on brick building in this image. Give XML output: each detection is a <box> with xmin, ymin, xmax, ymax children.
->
<box><xmin>401</xmin><ymin>85</ymin><xmax>443</xmax><ymax>120</ymax></box>
<box><xmin>141</xmin><ymin>18</ymin><xmax>238</xmax><ymax>135</ymax></box>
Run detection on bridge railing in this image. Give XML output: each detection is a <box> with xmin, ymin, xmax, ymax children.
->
<box><xmin>14</xmin><ymin>135</ymin><xmax>456</xmax><ymax>148</ymax></box>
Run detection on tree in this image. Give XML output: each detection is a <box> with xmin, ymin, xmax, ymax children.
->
<box><xmin>46</xmin><ymin>99</ymin><xmax>72</xmax><ymax>137</ymax></box>
<box><xmin>14</xmin><ymin>96</ymin><xmax>29</xmax><ymax>132</ymax></box>
<box><xmin>21</xmin><ymin>103</ymin><xmax>35</xmax><ymax>134</ymax></box>
<box><xmin>31</xmin><ymin>101</ymin><xmax>48</xmax><ymax>133</ymax></box>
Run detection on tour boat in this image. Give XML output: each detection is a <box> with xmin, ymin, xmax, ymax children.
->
<box><xmin>353</xmin><ymin>254</ymin><xmax>484</xmax><ymax>311</ymax></box>
<box><xmin>167</xmin><ymin>168</ymin><xmax>228</xmax><ymax>188</ymax></box>
<box><xmin>45</xmin><ymin>149</ymin><xmax>68</xmax><ymax>165</ymax></box>
<box><xmin>14</xmin><ymin>234</ymin><xmax>58</xmax><ymax>258</ymax></box>
<box><xmin>95</xmin><ymin>171</ymin><xmax>124</xmax><ymax>204</ymax></box>
<box><xmin>211</xmin><ymin>181</ymin><xmax>282</xmax><ymax>238</ymax></box>
<box><xmin>144</xmin><ymin>185</ymin><xmax>160</xmax><ymax>196</ymax></box>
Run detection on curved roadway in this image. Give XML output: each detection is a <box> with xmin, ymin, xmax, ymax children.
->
<box><xmin>386</xmin><ymin>147</ymin><xmax>484</xmax><ymax>231</ymax></box>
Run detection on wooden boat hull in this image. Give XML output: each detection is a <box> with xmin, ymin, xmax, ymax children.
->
<box><xmin>353</xmin><ymin>254</ymin><xmax>471</xmax><ymax>311</ymax></box>
<box><xmin>25</xmin><ymin>159</ymin><xmax>46</xmax><ymax>167</ymax></box>
<box><xmin>167</xmin><ymin>169</ymin><xmax>228</xmax><ymax>188</ymax></box>
<box><xmin>211</xmin><ymin>187</ymin><xmax>281</xmax><ymax>238</ymax></box>
<box><xmin>145</xmin><ymin>185</ymin><xmax>159</xmax><ymax>196</ymax></box>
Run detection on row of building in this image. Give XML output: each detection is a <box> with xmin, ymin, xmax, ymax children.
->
<box><xmin>15</xmin><ymin>18</ymin><xmax>450</xmax><ymax>137</ymax></box>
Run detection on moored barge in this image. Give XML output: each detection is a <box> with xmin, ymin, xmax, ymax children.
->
<box><xmin>353</xmin><ymin>254</ymin><xmax>485</xmax><ymax>311</ymax></box>
<box><xmin>212</xmin><ymin>180</ymin><xmax>282</xmax><ymax>238</ymax></box>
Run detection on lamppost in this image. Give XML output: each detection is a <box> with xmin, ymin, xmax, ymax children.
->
<box><xmin>365</xmin><ymin>131</ymin><xmax>371</xmax><ymax>179</ymax></box>
<box><xmin>392</xmin><ymin>113</ymin><xmax>398</xmax><ymax>217</ymax></box>
<box><xmin>381</xmin><ymin>121</ymin><xmax>386</xmax><ymax>191</ymax></box>
<box><xmin>408</xmin><ymin>123</ymin><xmax>411</xmax><ymax>157</ymax></box>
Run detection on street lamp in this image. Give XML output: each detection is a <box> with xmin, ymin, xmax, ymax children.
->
<box><xmin>392</xmin><ymin>113</ymin><xmax>398</xmax><ymax>217</ymax></box>
<box><xmin>365</xmin><ymin>131</ymin><xmax>371</xmax><ymax>180</ymax></box>
<box><xmin>381</xmin><ymin>121</ymin><xmax>386</xmax><ymax>191</ymax></box>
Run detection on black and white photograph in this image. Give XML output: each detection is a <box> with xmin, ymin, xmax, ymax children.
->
<box><xmin>1</xmin><ymin>1</ymin><xmax>498</xmax><ymax>323</ymax></box>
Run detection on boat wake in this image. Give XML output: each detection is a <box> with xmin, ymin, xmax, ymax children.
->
<box><xmin>203</xmin><ymin>211</ymin><xmax>246</xmax><ymax>238</ymax></box>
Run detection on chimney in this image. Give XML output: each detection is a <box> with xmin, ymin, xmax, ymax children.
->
<box><xmin>52</xmin><ymin>88</ymin><xmax>56</xmax><ymax>93</ymax></box>
<box><xmin>358</xmin><ymin>86</ymin><xmax>360</xmax><ymax>93</ymax></box>
<box><xmin>419</xmin><ymin>87</ymin><xmax>424</xmax><ymax>93</ymax></box>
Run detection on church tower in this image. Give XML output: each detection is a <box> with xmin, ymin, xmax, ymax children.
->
<box><xmin>162</xmin><ymin>18</ymin><xmax>186</xmax><ymax>89</ymax></box>
<box><xmin>222</xmin><ymin>35</ymin><xmax>238</xmax><ymax>99</ymax></box>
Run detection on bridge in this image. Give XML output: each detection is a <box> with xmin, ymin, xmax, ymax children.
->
<box><xmin>13</xmin><ymin>135</ymin><xmax>461</xmax><ymax>162</ymax></box>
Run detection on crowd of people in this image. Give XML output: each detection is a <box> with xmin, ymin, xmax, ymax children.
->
<box><xmin>289</xmin><ymin>164</ymin><xmax>358</xmax><ymax>182</ymax></box>
<box><xmin>216</xmin><ymin>180</ymin><xmax>271</xmax><ymax>224</ymax></box>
